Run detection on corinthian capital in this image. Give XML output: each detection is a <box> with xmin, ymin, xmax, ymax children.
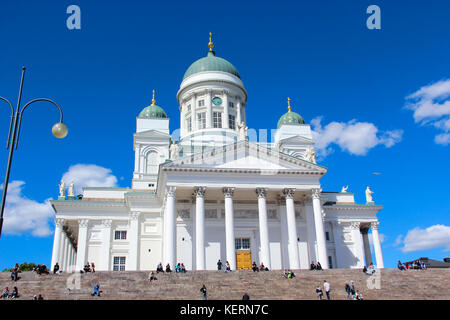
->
<box><xmin>349</xmin><ymin>221</ymin><xmax>361</xmax><ymax>230</ymax></box>
<box><xmin>55</xmin><ymin>218</ymin><xmax>65</xmax><ymax>227</ymax></box>
<box><xmin>282</xmin><ymin>188</ymin><xmax>295</xmax><ymax>199</ymax></box>
<box><xmin>311</xmin><ymin>188</ymin><xmax>322</xmax><ymax>199</ymax></box>
<box><xmin>166</xmin><ymin>186</ymin><xmax>176</xmax><ymax>197</ymax></box>
<box><xmin>223</xmin><ymin>187</ymin><xmax>235</xmax><ymax>198</ymax></box>
<box><xmin>78</xmin><ymin>219</ymin><xmax>89</xmax><ymax>228</ymax></box>
<box><xmin>194</xmin><ymin>186</ymin><xmax>206</xmax><ymax>197</ymax></box>
<box><xmin>102</xmin><ymin>219</ymin><xmax>113</xmax><ymax>227</ymax></box>
<box><xmin>129</xmin><ymin>212</ymin><xmax>140</xmax><ymax>220</ymax></box>
<box><xmin>371</xmin><ymin>221</ymin><xmax>380</xmax><ymax>230</ymax></box>
<box><xmin>256</xmin><ymin>187</ymin><xmax>268</xmax><ymax>199</ymax></box>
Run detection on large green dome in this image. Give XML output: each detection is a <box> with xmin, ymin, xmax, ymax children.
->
<box><xmin>138</xmin><ymin>104</ymin><xmax>167</xmax><ymax>119</ymax></box>
<box><xmin>183</xmin><ymin>51</ymin><xmax>241</xmax><ymax>80</ymax></box>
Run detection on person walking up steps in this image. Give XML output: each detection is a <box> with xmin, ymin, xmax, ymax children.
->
<box><xmin>200</xmin><ymin>284</ymin><xmax>207</xmax><ymax>300</ymax></box>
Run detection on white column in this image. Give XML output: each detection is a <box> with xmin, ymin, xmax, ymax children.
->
<box><xmin>371</xmin><ymin>221</ymin><xmax>384</xmax><ymax>268</ymax></box>
<box><xmin>350</xmin><ymin>222</ymin><xmax>365</xmax><ymax>268</ymax></box>
<box><xmin>163</xmin><ymin>186</ymin><xmax>177</xmax><ymax>269</ymax></box>
<box><xmin>128</xmin><ymin>212</ymin><xmax>140</xmax><ymax>270</ymax></box>
<box><xmin>192</xmin><ymin>94</ymin><xmax>197</xmax><ymax>132</ymax></box>
<box><xmin>222</xmin><ymin>91</ymin><xmax>229</xmax><ymax>129</ymax></box>
<box><xmin>180</xmin><ymin>102</ymin><xmax>185</xmax><ymax>137</ymax></box>
<box><xmin>76</xmin><ymin>219</ymin><xmax>89</xmax><ymax>271</ymax></box>
<box><xmin>331</xmin><ymin>221</ymin><xmax>344</xmax><ymax>268</ymax></box>
<box><xmin>67</xmin><ymin>243</ymin><xmax>73</xmax><ymax>272</ymax></box>
<box><xmin>51</xmin><ymin>218</ymin><xmax>64</xmax><ymax>271</ymax></box>
<box><xmin>206</xmin><ymin>90</ymin><xmax>212</xmax><ymax>128</ymax></box>
<box><xmin>194</xmin><ymin>187</ymin><xmax>206</xmax><ymax>270</ymax></box>
<box><xmin>101</xmin><ymin>219</ymin><xmax>112</xmax><ymax>271</ymax></box>
<box><xmin>62</xmin><ymin>234</ymin><xmax>68</xmax><ymax>272</ymax></box>
<box><xmin>361</xmin><ymin>228</ymin><xmax>373</xmax><ymax>266</ymax></box>
<box><xmin>256</xmin><ymin>188</ymin><xmax>271</xmax><ymax>269</ymax></box>
<box><xmin>279</xmin><ymin>202</ymin><xmax>289</xmax><ymax>269</ymax></box>
<box><xmin>312</xmin><ymin>188</ymin><xmax>329</xmax><ymax>269</ymax></box>
<box><xmin>223</xmin><ymin>187</ymin><xmax>236</xmax><ymax>270</ymax></box>
<box><xmin>283</xmin><ymin>188</ymin><xmax>300</xmax><ymax>269</ymax></box>
<box><xmin>236</xmin><ymin>99</ymin><xmax>242</xmax><ymax>126</ymax></box>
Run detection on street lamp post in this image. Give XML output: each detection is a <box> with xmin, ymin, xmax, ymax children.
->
<box><xmin>0</xmin><ymin>67</ymin><xmax>68</xmax><ymax>239</ymax></box>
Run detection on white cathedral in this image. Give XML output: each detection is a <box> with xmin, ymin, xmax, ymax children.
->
<box><xmin>50</xmin><ymin>34</ymin><xmax>384</xmax><ymax>273</ymax></box>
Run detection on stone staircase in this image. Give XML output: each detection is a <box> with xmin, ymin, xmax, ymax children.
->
<box><xmin>1</xmin><ymin>268</ymin><xmax>449</xmax><ymax>300</ymax></box>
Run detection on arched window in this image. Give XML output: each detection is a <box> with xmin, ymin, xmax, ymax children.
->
<box><xmin>146</xmin><ymin>151</ymin><xmax>158</xmax><ymax>173</ymax></box>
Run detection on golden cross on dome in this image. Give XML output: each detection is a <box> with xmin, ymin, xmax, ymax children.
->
<box><xmin>287</xmin><ymin>97</ymin><xmax>291</xmax><ymax>112</ymax></box>
<box><xmin>152</xmin><ymin>89</ymin><xmax>156</xmax><ymax>105</ymax></box>
<box><xmin>208</xmin><ymin>32</ymin><xmax>214</xmax><ymax>51</ymax></box>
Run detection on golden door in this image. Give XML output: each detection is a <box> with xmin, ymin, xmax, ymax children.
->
<box><xmin>236</xmin><ymin>251</ymin><xmax>252</xmax><ymax>270</ymax></box>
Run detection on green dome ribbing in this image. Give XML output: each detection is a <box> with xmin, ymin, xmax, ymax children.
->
<box><xmin>183</xmin><ymin>51</ymin><xmax>241</xmax><ymax>80</ymax></box>
<box><xmin>138</xmin><ymin>104</ymin><xmax>167</xmax><ymax>119</ymax></box>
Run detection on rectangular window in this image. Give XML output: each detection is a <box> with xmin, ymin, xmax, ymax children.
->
<box><xmin>187</xmin><ymin>117</ymin><xmax>192</xmax><ymax>132</ymax></box>
<box><xmin>187</xmin><ymin>104</ymin><xmax>191</xmax><ymax>112</ymax></box>
<box><xmin>235</xmin><ymin>237</ymin><xmax>250</xmax><ymax>250</ymax></box>
<box><xmin>325</xmin><ymin>231</ymin><xmax>330</xmax><ymax>241</ymax></box>
<box><xmin>213</xmin><ymin>112</ymin><xmax>222</xmax><ymax>128</ymax></box>
<box><xmin>114</xmin><ymin>230</ymin><xmax>127</xmax><ymax>240</ymax></box>
<box><xmin>229</xmin><ymin>102</ymin><xmax>234</xmax><ymax>108</ymax></box>
<box><xmin>198</xmin><ymin>100</ymin><xmax>204</xmax><ymax>107</ymax></box>
<box><xmin>197</xmin><ymin>112</ymin><xmax>206</xmax><ymax>129</ymax></box>
<box><xmin>228</xmin><ymin>114</ymin><xmax>236</xmax><ymax>130</ymax></box>
<box><xmin>113</xmin><ymin>256</ymin><xmax>126</xmax><ymax>271</ymax></box>
<box><xmin>328</xmin><ymin>256</ymin><xmax>333</xmax><ymax>269</ymax></box>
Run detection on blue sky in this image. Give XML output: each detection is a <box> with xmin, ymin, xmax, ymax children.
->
<box><xmin>0</xmin><ymin>0</ymin><xmax>449</xmax><ymax>269</ymax></box>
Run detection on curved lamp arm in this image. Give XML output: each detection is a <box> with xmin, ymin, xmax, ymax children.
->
<box><xmin>0</xmin><ymin>96</ymin><xmax>15</xmax><ymax>149</ymax></box>
<box><xmin>15</xmin><ymin>98</ymin><xmax>65</xmax><ymax>149</ymax></box>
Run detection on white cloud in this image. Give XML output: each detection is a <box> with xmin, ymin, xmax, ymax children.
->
<box><xmin>435</xmin><ymin>133</ymin><xmax>450</xmax><ymax>146</ymax></box>
<box><xmin>61</xmin><ymin>164</ymin><xmax>118</xmax><ymax>195</ymax></box>
<box><xmin>405</xmin><ymin>79</ymin><xmax>450</xmax><ymax>145</ymax></box>
<box><xmin>311</xmin><ymin>117</ymin><xmax>403</xmax><ymax>157</ymax></box>
<box><xmin>1</xmin><ymin>181</ymin><xmax>54</xmax><ymax>237</ymax></box>
<box><xmin>400</xmin><ymin>224</ymin><xmax>450</xmax><ymax>253</ymax></box>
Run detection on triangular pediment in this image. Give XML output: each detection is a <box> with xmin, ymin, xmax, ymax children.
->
<box><xmin>134</xmin><ymin>129</ymin><xmax>171</xmax><ymax>139</ymax></box>
<box><xmin>162</xmin><ymin>141</ymin><xmax>326</xmax><ymax>174</ymax></box>
<box><xmin>279</xmin><ymin>135</ymin><xmax>314</xmax><ymax>145</ymax></box>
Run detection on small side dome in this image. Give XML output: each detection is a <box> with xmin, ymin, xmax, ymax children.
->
<box><xmin>138</xmin><ymin>90</ymin><xmax>168</xmax><ymax>119</ymax></box>
<box><xmin>277</xmin><ymin>97</ymin><xmax>305</xmax><ymax>128</ymax></box>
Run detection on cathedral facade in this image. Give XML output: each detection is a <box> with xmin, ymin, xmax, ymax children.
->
<box><xmin>50</xmin><ymin>35</ymin><xmax>384</xmax><ymax>272</ymax></box>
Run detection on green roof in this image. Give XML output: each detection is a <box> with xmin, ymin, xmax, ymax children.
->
<box><xmin>183</xmin><ymin>51</ymin><xmax>240</xmax><ymax>80</ymax></box>
<box><xmin>138</xmin><ymin>104</ymin><xmax>168</xmax><ymax>119</ymax></box>
<box><xmin>277</xmin><ymin>110</ymin><xmax>305</xmax><ymax>128</ymax></box>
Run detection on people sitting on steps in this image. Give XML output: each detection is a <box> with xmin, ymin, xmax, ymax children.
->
<box><xmin>148</xmin><ymin>271</ymin><xmax>157</xmax><ymax>281</ymax></box>
<box><xmin>365</xmin><ymin>263</ymin><xmax>376</xmax><ymax>275</ymax></box>
<box><xmin>283</xmin><ymin>269</ymin><xmax>295</xmax><ymax>278</ymax></box>
<box><xmin>91</xmin><ymin>283</ymin><xmax>102</xmax><ymax>297</ymax></box>
<box><xmin>156</xmin><ymin>262</ymin><xmax>164</xmax><ymax>273</ymax></box>
<box><xmin>180</xmin><ymin>263</ymin><xmax>186</xmax><ymax>273</ymax></box>
<box><xmin>9</xmin><ymin>286</ymin><xmax>19</xmax><ymax>299</ymax></box>
<box><xmin>310</xmin><ymin>261</ymin><xmax>316</xmax><ymax>270</ymax></box>
<box><xmin>165</xmin><ymin>263</ymin><xmax>172</xmax><ymax>273</ymax></box>
<box><xmin>225</xmin><ymin>261</ymin><xmax>231</xmax><ymax>271</ymax></box>
<box><xmin>53</xmin><ymin>262</ymin><xmax>60</xmax><ymax>274</ymax></box>
<box><xmin>252</xmin><ymin>261</ymin><xmax>259</xmax><ymax>272</ymax></box>
<box><xmin>259</xmin><ymin>262</ymin><xmax>269</xmax><ymax>271</ymax></box>
<box><xmin>2</xmin><ymin>287</ymin><xmax>9</xmax><ymax>299</ymax></box>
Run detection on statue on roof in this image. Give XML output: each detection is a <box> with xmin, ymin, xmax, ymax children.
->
<box><xmin>68</xmin><ymin>181</ymin><xmax>75</xmax><ymax>197</ymax></box>
<box><xmin>59</xmin><ymin>179</ymin><xmax>65</xmax><ymax>197</ymax></box>
<box><xmin>305</xmin><ymin>147</ymin><xmax>316</xmax><ymax>164</ymax></box>
<box><xmin>365</xmin><ymin>186</ymin><xmax>374</xmax><ymax>203</ymax></box>
<box><xmin>341</xmin><ymin>186</ymin><xmax>348</xmax><ymax>193</ymax></box>
<box><xmin>237</xmin><ymin>122</ymin><xmax>248</xmax><ymax>141</ymax></box>
<box><xmin>170</xmin><ymin>141</ymin><xmax>179</xmax><ymax>160</ymax></box>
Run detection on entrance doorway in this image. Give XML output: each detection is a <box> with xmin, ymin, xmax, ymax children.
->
<box><xmin>235</xmin><ymin>237</ymin><xmax>252</xmax><ymax>270</ymax></box>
